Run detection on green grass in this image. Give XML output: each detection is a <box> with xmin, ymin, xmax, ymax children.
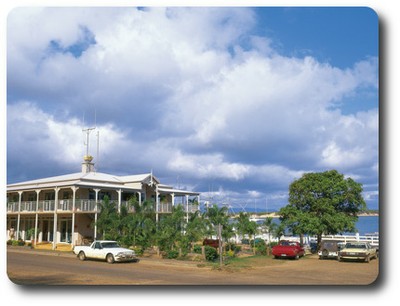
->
<box><xmin>203</xmin><ymin>255</ymin><xmax>287</xmax><ymax>272</ymax></box>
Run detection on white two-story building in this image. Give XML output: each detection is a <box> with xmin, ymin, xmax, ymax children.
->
<box><xmin>6</xmin><ymin>155</ymin><xmax>200</xmax><ymax>249</ymax></box>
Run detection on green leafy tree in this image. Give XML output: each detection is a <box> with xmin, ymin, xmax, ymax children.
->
<box><xmin>95</xmin><ymin>196</ymin><xmax>121</xmax><ymax>240</ymax></box>
<box><xmin>203</xmin><ymin>204</ymin><xmax>233</xmax><ymax>241</ymax></box>
<box><xmin>156</xmin><ymin>205</ymin><xmax>186</xmax><ymax>253</ymax></box>
<box><xmin>235</xmin><ymin>212</ymin><xmax>257</xmax><ymax>244</ymax></box>
<box><xmin>185</xmin><ymin>210</ymin><xmax>207</xmax><ymax>250</ymax></box>
<box><xmin>262</xmin><ymin>217</ymin><xmax>276</xmax><ymax>243</ymax></box>
<box><xmin>127</xmin><ymin>199</ymin><xmax>156</xmax><ymax>249</ymax></box>
<box><xmin>279</xmin><ymin>170</ymin><xmax>366</xmax><ymax>249</ymax></box>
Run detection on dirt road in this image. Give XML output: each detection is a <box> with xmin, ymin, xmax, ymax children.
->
<box><xmin>6</xmin><ymin>247</ymin><xmax>379</xmax><ymax>285</ymax></box>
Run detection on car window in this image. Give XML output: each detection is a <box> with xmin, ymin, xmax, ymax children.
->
<box><xmin>101</xmin><ymin>242</ymin><xmax>120</xmax><ymax>248</ymax></box>
<box><xmin>345</xmin><ymin>243</ymin><xmax>366</xmax><ymax>249</ymax></box>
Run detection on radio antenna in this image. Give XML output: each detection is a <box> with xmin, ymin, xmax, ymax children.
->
<box><xmin>96</xmin><ymin>130</ymin><xmax>100</xmax><ymax>171</ymax></box>
<box><xmin>82</xmin><ymin>126</ymin><xmax>96</xmax><ymax>157</ymax></box>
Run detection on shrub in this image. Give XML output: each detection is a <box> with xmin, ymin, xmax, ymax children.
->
<box><xmin>129</xmin><ymin>246</ymin><xmax>144</xmax><ymax>256</ymax></box>
<box><xmin>193</xmin><ymin>245</ymin><xmax>202</xmax><ymax>254</ymax></box>
<box><xmin>255</xmin><ymin>243</ymin><xmax>267</xmax><ymax>255</ymax></box>
<box><xmin>269</xmin><ymin>241</ymin><xmax>278</xmax><ymax>248</ymax></box>
<box><xmin>225</xmin><ymin>249</ymin><xmax>235</xmax><ymax>258</ymax></box>
<box><xmin>225</xmin><ymin>243</ymin><xmax>241</xmax><ymax>254</ymax></box>
<box><xmin>166</xmin><ymin>249</ymin><xmax>179</xmax><ymax>259</ymax></box>
<box><xmin>204</xmin><ymin>245</ymin><xmax>218</xmax><ymax>262</ymax></box>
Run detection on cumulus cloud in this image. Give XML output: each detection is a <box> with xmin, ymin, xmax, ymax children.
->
<box><xmin>7</xmin><ymin>7</ymin><xmax>379</xmax><ymax>210</ymax></box>
<box><xmin>7</xmin><ymin>101</ymin><xmax>134</xmax><ymax>177</ymax></box>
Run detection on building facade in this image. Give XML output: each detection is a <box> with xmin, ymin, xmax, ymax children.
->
<box><xmin>6</xmin><ymin>155</ymin><xmax>200</xmax><ymax>249</ymax></box>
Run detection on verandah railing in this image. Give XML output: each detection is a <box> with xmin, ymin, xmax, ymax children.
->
<box><xmin>7</xmin><ymin>200</ymin><xmax>199</xmax><ymax>214</ymax></box>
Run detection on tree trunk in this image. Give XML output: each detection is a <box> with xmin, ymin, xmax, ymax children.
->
<box><xmin>317</xmin><ymin>234</ymin><xmax>322</xmax><ymax>251</ymax></box>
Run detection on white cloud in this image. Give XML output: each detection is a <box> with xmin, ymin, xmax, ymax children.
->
<box><xmin>7</xmin><ymin>7</ymin><xmax>379</xmax><ymax>209</ymax></box>
<box><xmin>7</xmin><ymin>101</ymin><xmax>132</xmax><ymax>171</ymax></box>
<box><xmin>319</xmin><ymin>109</ymin><xmax>378</xmax><ymax>169</ymax></box>
<box><xmin>167</xmin><ymin>151</ymin><xmax>250</xmax><ymax>181</ymax></box>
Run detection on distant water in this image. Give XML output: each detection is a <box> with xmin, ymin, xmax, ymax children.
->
<box><xmin>353</xmin><ymin>215</ymin><xmax>379</xmax><ymax>235</ymax></box>
<box><xmin>251</xmin><ymin>215</ymin><xmax>379</xmax><ymax>236</ymax></box>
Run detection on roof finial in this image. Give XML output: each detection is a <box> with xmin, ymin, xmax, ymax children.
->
<box><xmin>82</xmin><ymin>126</ymin><xmax>96</xmax><ymax>173</ymax></box>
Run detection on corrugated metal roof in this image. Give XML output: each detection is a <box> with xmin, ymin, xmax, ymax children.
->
<box><xmin>158</xmin><ymin>187</ymin><xmax>200</xmax><ymax>196</ymax></box>
<box><xmin>7</xmin><ymin>171</ymin><xmax>199</xmax><ymax>196</ymax></box>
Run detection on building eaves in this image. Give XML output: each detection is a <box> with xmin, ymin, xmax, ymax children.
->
<box><xmin>158</xmin><ymin>187</ymin><xmax>200</xmax><ymax>196</ymax></box>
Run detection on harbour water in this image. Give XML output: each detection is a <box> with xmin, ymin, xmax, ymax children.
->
<box><xmin>353</xmin><ymin>215</ymin><xmax>379</xmax><ymax>235</ymax></box>
<box><xmin>253</xmin><ymin>215</ymin><xmax>379</xmax><ymax>236</ymax></box>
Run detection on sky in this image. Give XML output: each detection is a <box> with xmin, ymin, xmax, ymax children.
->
<box><xmin>6</xmin><ymin>6</ymin><xmax>379</xmax><ymax>212</ymax></box>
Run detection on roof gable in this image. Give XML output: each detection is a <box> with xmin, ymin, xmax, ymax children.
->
<box><xmin>119</xmin><ymin>173</ymin><xmax>160</xmax><ymax>185</ymax></box>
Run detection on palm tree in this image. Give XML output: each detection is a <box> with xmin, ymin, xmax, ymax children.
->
<box><xmin>203</xmin><ymin>204</ymin><xmax>231</xmax><ymax>238</ymax></box>
<box><xmin>128</xmin><ymin>199</ymin><xmax>156</xmax><ymax>249</ymax></box>
<box><xmin>156</xmin><ymin>205</ymin><xmax>186</xmax><ymax>253</ymax></box>
<box><xmin>95</xmin><ymin>196</ymin><xmax>120</xmax><ymax>240</ymax></box>
<box><xmin>262</xmin><ymin>217</ymin><xmax>277</xmax><ymax>243</ymax></box>
<box><xmin>235</xmin><ymin>212</ymin><xmax>258</xmax><ymax>252</ymax></box>
<box><xmin>185</xmin><ymin>210</ymin><xmax>207</xmax><ymax>251</ymax></box>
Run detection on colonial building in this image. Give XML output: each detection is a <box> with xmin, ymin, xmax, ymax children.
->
<box><xmin>6</xmin><ymin>155</ymin><xmax>200</xmax><ymax>249</ymax></box>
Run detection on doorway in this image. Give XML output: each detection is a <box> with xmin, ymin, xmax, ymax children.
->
<box><xmin>60</xmin><ymin>218</ymin><xmax>72</xmax><ymax>243</ymax></box>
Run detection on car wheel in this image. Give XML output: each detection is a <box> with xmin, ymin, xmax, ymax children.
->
<box><xmin>295</xmin><ymin>254</ymin><xmax>300</xmax><ymax>260</ymax></box>
<box><xmin>365</xmin><ymin>255</ymin><xmax>370</xmax><ymax>263</ymax></box>
<box><xmin>106</xmin><ymin>253</ymin><xmax>115</xmax><ymax>264</ymax></box>
<box><xmin>338</xmin><ymin>256</ymin><xmax>342</xmax><ymax>262</ymax></box>
<box><xmin>78</xmin><ymin>251</ymin><xmax>86</xmax><ymax>261</ymax></box>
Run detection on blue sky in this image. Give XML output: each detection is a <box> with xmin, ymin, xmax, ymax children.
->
<box><xmin>6</xmin><ymin>7</ymin><xmax>379</xmax><ymax>211</ymax></box>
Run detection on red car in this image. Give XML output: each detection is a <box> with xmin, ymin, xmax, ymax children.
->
<box><xmin>272</xmin><ymin>240</ymin><xmax>305</xmax><ymax>259</ymax></box>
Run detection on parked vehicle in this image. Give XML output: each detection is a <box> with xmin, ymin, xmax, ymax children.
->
<box><xmin>73</xmin><ymin>240</ymin><xmax>138</xmax><ymax>264</ymax></box>
<box><xmin>318</xmin><ymin>240</ymin><xmax>346</xmax><ymax>259</ymax></box>
<box><xmin>203</xmin><ymin>239</ymin><xmax>220</xmax><ymax>249</ymax></box>
<box><xmin>338</xmin><ymin>242</ymin><xmax>378</xmax><ymax>263</ymax></box>
<box><xmin>272</xmin><ymin>240</ymin><xmax>305</xmax><ymax>259</ymax></box>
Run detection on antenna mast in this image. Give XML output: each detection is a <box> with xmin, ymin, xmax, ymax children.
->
<box><xmin>96</xmin><ymin>130</ymin><xmax>100</xmax><ymax>171</ymax></box>
<box><xmin>82</xmin><ymin>126</ymin><xmax>96</xmax><ymax>157</ymax></box>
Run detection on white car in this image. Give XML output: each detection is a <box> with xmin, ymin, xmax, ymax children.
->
<box><xmin>73</xmin><ymin>240</ymin><xmax>138</xmax><ymax>263</ymax></box>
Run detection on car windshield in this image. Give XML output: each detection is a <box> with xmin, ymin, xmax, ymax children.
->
<box><xmin>101</xmin><ymin>242</ymin><xmax>120</xmax><ymax>248</ymax></box>
<box><xmin>345</xmin><ymin>243</ymin><xmax>366</xmax><ymax>249</ymax></box>
<box><xmin>281</xmin><ymin>241</ymin><xmax>297</xmax><ymax>246</ymax></box>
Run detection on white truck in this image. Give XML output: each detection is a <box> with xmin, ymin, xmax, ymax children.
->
<box><xmin>73</xmin><ymin>240</ymin><xmax>138</xmax><ymax>264</ymax></box>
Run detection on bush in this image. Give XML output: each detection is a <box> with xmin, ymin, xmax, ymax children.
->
<box><xmin>204</xmin><ymin>245</ymin><xmax>218</xmax><ymax>262</ymax></box>
<box><xmin>166</xmin><ymin>249</ymin><xmax>179</xmax><ymax>259</ymax></box>
<box><xmin>269</xmin><ymin>241</ymin><xmax>278</xmax><ymax>248</ymax></box>
<box><xmin>225</xmin><ymin>249</ymin><xmax>235</xmax><ymax>258</ymax></box>
<box><xmin>255</xmin><ymin>243</ymin><xmax>267</xmax><ymax>255</ymax></box>
<box><xmin>250</xmin><ymin>238</ymin><xmax>266</xmax><ymax>247</ymax></box>
<box><xmin>193</xmin><ymin>245</ymin><xmax>202</xmax><ymax>254</ymax></box>
<box><xmin>10</xmin><ymin>239</ymin><xmax>24</xmax><ymax>246</ymax></box>
<box><xmin>225</xmin><ymin>243</ymin><xmax>241</xmax><ymax>254</ymax></box>
<box><xmin>129</xmin><ymin>246</ymin><xmax>144</xmax><ymax>256</ymax></box>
